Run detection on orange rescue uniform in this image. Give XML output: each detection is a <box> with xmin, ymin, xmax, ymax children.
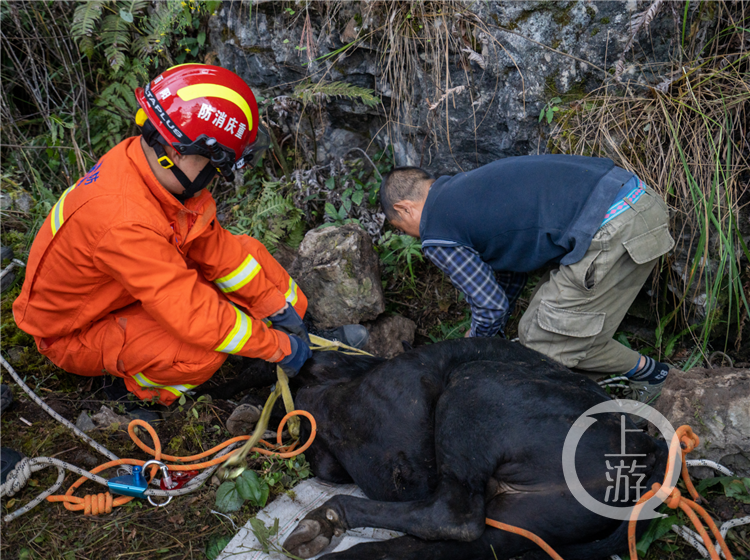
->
<box><xmin>13</xmin><ymin>137</ymin><xmax>307</xmax><ymax>405</ymax></box>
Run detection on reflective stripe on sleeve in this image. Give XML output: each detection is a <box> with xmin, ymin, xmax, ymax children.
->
<box><xmin>214</xmin><ymin>254</ymin><xmax>262</xmax><ymax>293</ymax></box>
<box><xmin>285</xmin><ymin>278</ymin><xmax>299</xmax><ymax>306</ymax></box>
<box><xmin>50</xmin><ymin>186</ymin><xmax>75</xmax><ymax>237</ymax></box>
<box><xmin>132</xmin><ymin>373</ymin><xmax>196</xmax><ymax>397</ymax></box>
<box><xmin>215</xmin><ymin>306</ymin><xmax>253</xmax><ymax>354</ymax></box>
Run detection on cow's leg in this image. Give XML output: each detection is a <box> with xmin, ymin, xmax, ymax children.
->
<box><xmin>283</xmin><ymin>477</ymin><xmax>486</xmax><ymax>558</ymax></box>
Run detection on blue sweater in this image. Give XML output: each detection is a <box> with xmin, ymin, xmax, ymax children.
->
<box><xmin>419</xmin><ymin>155</ymin><xmax>634</xmax><ymax>272</ymax></box>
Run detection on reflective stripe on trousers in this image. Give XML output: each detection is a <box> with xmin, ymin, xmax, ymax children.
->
<box><xmin>132</xmin><ymin>372</ymin><xmax>196</xmax><ymax>397</ymax></box>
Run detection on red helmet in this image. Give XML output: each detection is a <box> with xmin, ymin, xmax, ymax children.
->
<box><xmin>135</xmin><ymin>64</ymin><xmax>268</xmax><ymax>178</ymax></box>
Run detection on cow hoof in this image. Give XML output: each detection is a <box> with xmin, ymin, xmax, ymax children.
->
<box><xmin>325</xmin><ymin>509</ymin><xmax>344</xmax><ymax>536</ymax></box>
<box><xmin>283</xmin><ymin>519</ymin><xmax>332</xmax><ymax>558</ymax></box>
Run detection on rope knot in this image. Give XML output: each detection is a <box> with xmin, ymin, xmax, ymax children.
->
<box><xmin>0</xmin><ymin>458</ymin><xmax>32</xmax><ymax>498</ymax></box>
<box><xmin>676</xmin><ymin>425</ymin><xmax>699</xmax><ymax>453</ymax></box>
<box><xmin>666</xmin><ymin>487</ymin><xmax>682</xmax><ymax>509</ymax></box>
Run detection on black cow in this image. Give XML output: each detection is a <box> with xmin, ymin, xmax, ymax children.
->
<box><xmin>282</xmin><ymin>338</ymin><xmax>668</xmax><ymax>560</ymax></box>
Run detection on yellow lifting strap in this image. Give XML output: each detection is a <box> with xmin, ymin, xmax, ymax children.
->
<box><xmin>218</xmin><ymin>334</ymin><xmax>373</xmax><ymax>479</ymax></box>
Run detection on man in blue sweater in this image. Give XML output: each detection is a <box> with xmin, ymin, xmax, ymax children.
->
<box><xmin>379</xmin><ymin>155</ymin><xmax>675</xmax><ymax>404</ymax></box>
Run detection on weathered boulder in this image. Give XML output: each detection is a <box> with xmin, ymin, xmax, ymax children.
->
<box><xmin>653</xmin><ymin>367</ymin><xmax>750</xmax><ymax>477</ymax></box>
<box><xmin>363</xmin><ymin>315</ymin><xmax>417</xmax><ymax>359</ymax></box>
<box><xmin>290</xmin><ymin>224</ymin><xmax>384</xmax><ymax>329</ymax></box>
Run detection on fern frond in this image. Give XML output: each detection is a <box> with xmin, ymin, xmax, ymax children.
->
<box><xmin>116</xmin><ymin>0</ymin><xmax>149</xmax><ymax>16</ymax></box>
<box><xmin>132</xmin><ymin>35</ymin><xmax>156</xmax><ymax>58</ymax></box>
<box><xmin>293</xmin><ymin>80</ymin><xmax>380</xmax><ymax>108</ymax></box>
<box><xmin>78</xmin><ymin>36</ymin><xmax>95</xmax><ymax>59</ymax></box>
<box><xmin>71</xmin><ymin>0</ymin><xmax>104</xmax><ymax>40</ymax></box>
<box><xmin>101</xmin><ymin>14</ymin><xmax>131</xmax><ymax>71</ymax></box>
<box><xmin>101</xmin><ymin>14</ymin><xmax>131</xmax><ymax>47</ymax></box>
<box><xmin>105</xmin><ymin>45</ymin><xmax>127</xmax><ymax>72</ymax></box>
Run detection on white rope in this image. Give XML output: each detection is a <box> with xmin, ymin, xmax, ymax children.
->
<box><xmin>0</xmin><ymin>356</ymin><xmax>121</xmax><ymax>463</ymax></box>
<box><xmin>0</xmin><ymin>355</ymin><xmax>238</xmax><ymax>521</ymax></box>
<box><xmin>685</xmin><ymin>459</ymin><xmax>735</xmax><ymax>476</ymax></box>
<box><xmin>672</xmin><ymin>524</ymin><xmax>710</xmax><ymax>557</ymax></box>
<box><xmin>669</xmin><ymin>460</ymin><xmax>748</xmax><ymax>559</ymax></box>
<box><xmin>672</xmin><ymin>517</ymin><xmax>750</xmax><ymax>560</ymax></box>
<box><xmin>2</xmin><ymin>457</ymin><xmax>109</xmax><ymax>497</ymax></box>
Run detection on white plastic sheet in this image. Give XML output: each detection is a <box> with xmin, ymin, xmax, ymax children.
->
<box><xmin>218</xmin><ymin>478</ymin><xmax>402</xmax><ymax>560</ymax></box>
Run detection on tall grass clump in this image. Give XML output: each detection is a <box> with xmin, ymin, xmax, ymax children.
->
<box><xmin>550</xmin><ymin>1</ymin><xmax>750</xmax><ymax>366</ymax></box>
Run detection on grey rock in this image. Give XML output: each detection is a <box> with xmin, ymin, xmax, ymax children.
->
<box><xmin>653</xmin><ymin>367</ymin><xmax>750</xmax><ymax>477</ymax></box>
<box><xmin>75</xmin><ymin>411</ymin><xmax>97</xmax><ymax>433</ymax></box>
<box><xmin>226</xmin><ymin>403</ymin><xmax>262</xmax><ymax>436</ymax></box>
<box><xmin>72</xmin><ymin>451</ymin><xmax>99</xmax><ymax>468</ymax></box>
<box><xmin>14</xmin><ymin>192</ymin><xmax>32</xmax><ymax>214</ymax></box>
<box><xmin>210</xmin><ymin>1</ymin><xmax>676</xmax><ymax>172</ymax></box>
<box><xmin>5</xmin><ymin>347</ymin><xmax>24</xmax><ymax>365</ymax></box>
<box><xmin>0</xmin><ymin>193</ymin><xmax>12</xmax><ymax>212</ymax></box>
<box><xmin>290</xmin><ymin>224</ymin><xmax>385</xmax><ymax>328</ymax></box>
<box><xmin>90</xmin><ymin>405</ymin><xmax>131</xmax><ymax>430</ymax></box>
<box><xmin>363</xmin><ymin>315</ymin><xmax>417</xmax><ymax>359</ymax></box>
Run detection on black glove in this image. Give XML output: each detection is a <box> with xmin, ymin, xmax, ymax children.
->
<box><xmin>279</xmin><ymin>334</ymin><xmax>312</xmax><ymax>377</ymax></box>
<box><xmin>270</xmin><ymin>305</ymin><xmax>309</xmax><ymax>344</ymax></box>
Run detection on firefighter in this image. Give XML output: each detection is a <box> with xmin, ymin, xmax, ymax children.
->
<box><xmin>13</xmin><ymin>64</ymin><xmax>365</xmax><ymax>407</ymax></box>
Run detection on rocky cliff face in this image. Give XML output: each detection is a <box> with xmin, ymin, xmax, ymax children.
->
<box><xmin>209</xmin><ymin>0</ymin><xmax>676</xmax><ymax>175</ymax></box>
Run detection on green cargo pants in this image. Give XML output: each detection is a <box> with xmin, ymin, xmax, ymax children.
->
<box><xmin>518</xmin><ymin>186</ymin><xmax>674</xmax><ymax>375</ymax></box>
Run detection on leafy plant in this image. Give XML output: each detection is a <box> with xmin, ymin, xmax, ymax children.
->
<box><xmin>227</xmin><ymin>178</ymin><xmax>305</xmax><ymax>251</ymax></box>
<box><xmin>377</xmin><ymin>231</ymin><xmax>424</xmax><ymax>284</ymax></box>
<box><xmin>635</xmin><ymin>514</ymin><xmax>681</xmax><ymax>556</ymax></box>
<box><xmin>428</xmin><ymin>309</ymin><xmax>471</xmax><ymax>342</ymax></box>
<box><xmin>205</xmin><ymin>534</ymin><xmax>233</xmax><ymax>560</ymax></box>
<box><xmin>245</xmin><ymin>518</ymin><xmax>304</xmax><ymax>560</ymax></box>
<box><xmin>321</xmin><ymin>202</ymin><xmax>360</xmax><ymax>228</ymax></box>
<box><xmin>538</xmin><ymin>97</ymin><xmax>562</xmax><ymax>125</ymax></box>
<box><xmin>696</xmin><ymin>476</ymin><xmax>750</xmax><ymax>504</ymax></box>
<box><xmin>258</xmin><ymin>454</ymin><xmax>311</xmax><ymax>489</ymax></box>
<box><xmin>214</xmin><ymin>469</ymin><xmax>270</xmax><ymax>513</ymax></box>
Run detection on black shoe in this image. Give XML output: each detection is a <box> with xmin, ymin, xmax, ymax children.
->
<box><xmin>0</xmin><ymin>385</ymin><xmax>13</xmax><ymax>414</ymax></box>
<box><xmin>102</xmin><ymin>377</ymin><xmax>163</xmax><ymax>422</ymax></box>
<box><xmin>310</xmin><ymin>325</ymin><xmax>369</xmax><ymax>349</ymax></box>
<box><xmin>1</xmin><ymin>447</ymin><xmax>24</xmax><ymax>484</ymax></box>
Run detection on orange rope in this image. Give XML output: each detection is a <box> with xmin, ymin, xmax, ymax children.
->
<box><xmin>627</xmin><ymin>425</ymin><xmax>734</xmax><ymax>560</ymax></box>
<box><xmin>486</xmin><ymin>424</ymin><xmax>733</xmax><ymax>560</ymax></box>
<box><xmin>485</xmin><ymin>518</ymin><xmax>564</xmax><ymax>560</ymax></box>
<box><xmin>46</xmin><ymin>411</ymin><xmax>316</xmax><ymax>515</ymax></box>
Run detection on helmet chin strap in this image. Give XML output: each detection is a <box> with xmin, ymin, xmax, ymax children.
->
<box><xmin>151</xmin><ymin>139</ymin><xmax>217</xmax><ymax>202</ymax></box>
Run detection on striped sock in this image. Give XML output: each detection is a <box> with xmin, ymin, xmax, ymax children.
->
<box><xmin>626</xmin><ymin>355</ymin><xmax>670</xmax><ymax>383</ymax></box>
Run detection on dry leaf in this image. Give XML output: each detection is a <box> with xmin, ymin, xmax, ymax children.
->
<box><xmin>462</xmin><ymin>47</ymin><xmax>486</xmax><ymax>70</ymax></box>
<box><xmin>340</xmin><ymin>17</ymin><xmax>358</xmax><ymax>43</ymax></box>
